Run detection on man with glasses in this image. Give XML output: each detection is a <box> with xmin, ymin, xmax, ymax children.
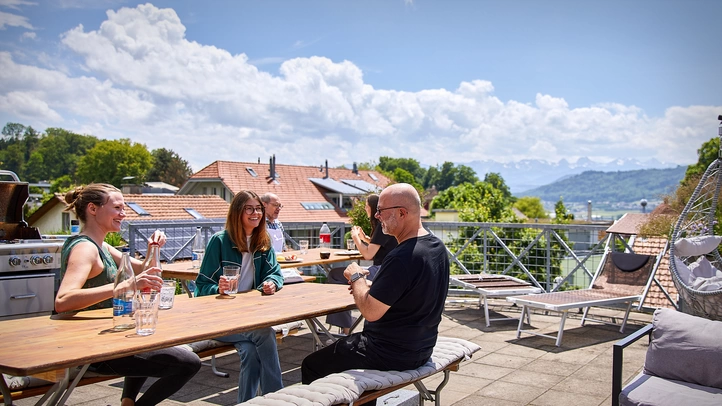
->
<box><xmin>301</xmin><ymin>184</ymin><xmax>450</xmax><ymax>403</ymax></box>
<box><xmin>261</xmin><ymin>193</ymin><xmax>287</xmax><ymax>253</ymax></box>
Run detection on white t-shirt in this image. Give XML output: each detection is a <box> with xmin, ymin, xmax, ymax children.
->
<box><xmin>238</xmin><ymin>236</ymin><xmax>255</xmax><ymax>291</ymax></box>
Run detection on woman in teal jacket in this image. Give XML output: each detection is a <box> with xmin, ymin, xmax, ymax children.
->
<box><xmin>195</xmin><ymin>190</ymin><xmax>284</xmax><ymax>403</ymax></box>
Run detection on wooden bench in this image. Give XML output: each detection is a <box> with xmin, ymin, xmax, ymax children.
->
<box><xmin>1</xmin><ymin>323</ymin><xmax>303</xmax><ymax>404</ymax></box>
<box><xmin>239</xmin><ymin>336</ymin><xmax>481</xmax><ymax>406</ymax></box>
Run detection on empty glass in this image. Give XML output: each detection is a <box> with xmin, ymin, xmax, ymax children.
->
<box><xmin>159</xmin><ymin>280</ymin><xmax>176</xmax><ymax>310</ymax></box>
<box><xmin>220</xmin><ymin>265</ymin><xmax>240</xmax><ymax>295</ymax></box>
<box><xmin>135</xmin><ymin>290</ymin><xmax>160</xmax><ymax>336</ymax></box>
<box><xmin>299</xmin><ymin>240</ymin><xmax>309</xmax><ymax>254</ymax></box>
<box><xmin>347</xmin><ymin>239</ymin><xmax>356</xmax><ymax>251</ymax></box>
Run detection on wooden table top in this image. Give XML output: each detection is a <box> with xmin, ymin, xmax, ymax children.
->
<box><xmin>0</xmin><ymin>283</ymin><xmax>356</xmax><ymax>376</ymax></box>
<box><xmin>162</xmin><ymin>247</ymin><xmax>362</xmax><ymax>281</ymax></box>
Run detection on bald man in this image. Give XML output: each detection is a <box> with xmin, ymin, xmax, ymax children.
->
<box><xmin>301</xmin><ymin>184</ymin><xmax>450</xmax><ymax>398</ymax></box>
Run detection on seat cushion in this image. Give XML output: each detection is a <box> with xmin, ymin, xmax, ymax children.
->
<box><xmin>644</xmin><ymin>308</ymin><xmax>722</xmax><ymax>389</ymax></box>
<box><xmin>620</xmin><ymin>373</ymin><xmax>722</xmax><ymax>406</ymax></box>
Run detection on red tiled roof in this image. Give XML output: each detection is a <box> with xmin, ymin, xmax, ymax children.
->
<box><xmin>632</xmin><ymin>236</ymin><xmax>676</xmax><ymax>309</ymax></box>
<box><xmin>186</xmin><ymin>161</ymin><xmax>393</xmax><ymax>223</ymax></box>
<box><xmin>123</xmin><ymin>194</ymin><xmax>229</xmax><ymax>221</ymax></box>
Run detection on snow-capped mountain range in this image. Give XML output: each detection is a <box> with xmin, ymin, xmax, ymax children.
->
<box><xmin>466</xmin><ymin>157</ymin><xmax>680</xmax><ymax>194</ymax></box>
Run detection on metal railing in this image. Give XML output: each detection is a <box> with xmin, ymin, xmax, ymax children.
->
<box><xmin>124</xmin><ymin>220</ymin><xmax>611</xmax><ymax>293</ymax></box>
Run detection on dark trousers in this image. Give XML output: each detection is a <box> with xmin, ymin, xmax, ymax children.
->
<box><xmin>302</xmin><ymin>333</ymin><xmax>423</xmax><ymax>406</ymax></box>
<box><xmin>90</xmin><ymin>346</ymin><xmax>201</xmax><ymax>406</ymax></box>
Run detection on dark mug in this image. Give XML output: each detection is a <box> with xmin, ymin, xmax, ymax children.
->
<box><xmin>320</xmin><ymin>251</ymin><xmax>331</xmax><ymax>259</ymax></box>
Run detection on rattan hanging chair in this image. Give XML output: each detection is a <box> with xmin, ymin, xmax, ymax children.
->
<box><xmin>668</xmin><ymin>115</ymin><xmax>722</xmax><ymax>320</ymax></box>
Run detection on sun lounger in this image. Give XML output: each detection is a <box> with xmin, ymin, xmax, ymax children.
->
<box><xmin>508</xmin><ymin>250</ymin><xmax>660</xmax><ymax>346</ymax></box>
<box><xmin>450</xmin><ymin>274</ymin><xmax>542</xmax><ymax>327</ymax></box>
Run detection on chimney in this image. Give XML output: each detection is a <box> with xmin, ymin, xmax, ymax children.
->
<box><xmin>324</xmin><ymin>160</ymin><xmax>329</xmax><ymax>179</ymax></box>
<box><xmin>352</xmin><ymin>162</ymin><xmax>358</xmax><ymax>175</ymax></box>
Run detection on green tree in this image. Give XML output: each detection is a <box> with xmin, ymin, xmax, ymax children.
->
<box><xmin>75</xmin><ymin>139</ymin><xmax>153</xmax><ymax>187</ymax></box>
<box><xmin>514</xmin><ymin>196</ymin><xmax>548</xmax><ymax>219</ymax></box>
<box><xmin>483</xmin><ymin>172</ymin><xmax>512</xmax><ymax>202</ymax></box>
<box><xmin>431</xmin><ymin>181</ymin><xmax>514</xmax><ymax>222</ymax></box>
<box><xmin>436</xmin><ymin>162</ymin><xmax>457</xmax><ymax>191</ymax></box>
<box><xmin>25</xmin><ymin>128</ymin><xmax>98</xmax><ymax>182</ymax></box>
<box><xmin>1</xmin><ymin>123</ymin><xmax>39</xmax><ymax>179</ymax></box>
<box><xmin>554</xmin><ymin>196</ymin><xmax>573</xmax><ymax>224</ymax></box>
<box><xmin>683</xmin><ymin>137</ymin><xmax>719</xmax><ymax>185</ymax></box>
<box><xmin>422</xmin><ymin>166</ymin><xmax>439</xmax><ymax>189</ymax></box>
<box><xmin>455</xmin><ymin>164</ymin><xmax>479</xmax><ymax>186</ymax></box>
<box><xmin>146</xmin><ymin>148</ymin><xmax>193</xmax><ymax>187</ymax></box>
<box><xmin>356</xmin><ymin>160</ymin><xmax>377</xmax><ymax>171</ymax></box>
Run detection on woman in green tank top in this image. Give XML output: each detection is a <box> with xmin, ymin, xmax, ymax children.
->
<box><xmin>56</xmin><ymin>183</ymin><xmax>200</xmax><ymax>406</ymax></box>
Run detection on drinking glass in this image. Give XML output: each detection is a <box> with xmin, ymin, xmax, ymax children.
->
<box><xmin>299</xmin><ymin>240</ymin><xmax>309</xmax><ymax>254</ymax></box>
<box><xmin>221</xmin><ymin>265</ymin><xmax>240</xmax><ymax>295</ymax></box>
<box><xmin>346</xmin><ymin>239</ymin><xmax>356</xmax><ymax>251</ymax></box>
<box><xmin>159</xmin><ymin>280</ymin><xmax>176</xmax><ymax>310</ymax></box>
<box><xmin>135</xmin><ymin>290</ymin><xmax>160</xmax><ymax>336</ymax></box>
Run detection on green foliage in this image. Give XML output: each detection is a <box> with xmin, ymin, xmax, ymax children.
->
<box><xmin>514</xmin><ymin>196</ymin><xmax>548</xmax><ymax>219</ymax></box>
<box><xmin>378</xmin><ymin>157</ymin><xmax>425</xmax><ymax>181</ymax></box>
<box><xmin>554</xmin><ymin>196</ymin><xmax>573</xmax><ymax>224</ymax></box>
<box><xmin>104</xmin><ymin>232</ymin><xmax>125</xmax><ymax>247</ymax></box>
<box><xmin>76</xmin><ymin>139</ymin><xmax>154</xmax><ymax>187</ymax></box>
<box><xmin>356</xmin><ymin>160</ymin><xmax>377</xmax><ymax>171</ymax></box>
<box><xmin>484</xmin><ymin>172</ymin><xmax>513</xmax><ymax>203</ymax></box>
<box><xmin>346</xmin><ymin>196</ymin><xmax>372</xmax><ymax>236</ymax></box>
<box><xmin>683</xmin><ymin>137</ymin><xmax>719</xmax><ymax>185</ymax></box>
<box><xmin>392</xmin><ymin>168</ymin><xmax>424</xmax><ymax>194</ymax></box>
<box><xmin>521</xmin><ymin>167</ymin><xmax>687</xmax><ymax>203</ymax></box>
<box><xmin>431</xmin><ymin>181</ymin><xmax>515</xmax><ymax>222</ymax></box>
<box><xmin>147</xmin><ymin>148</ymin><xmax>193</xmax><ymax>187</ymax></box>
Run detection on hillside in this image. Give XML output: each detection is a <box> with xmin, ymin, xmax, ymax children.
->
<box><xmin>517</xmin><ymin>166</ymin><xmax>687</xmax><ymax>203</ymax></box>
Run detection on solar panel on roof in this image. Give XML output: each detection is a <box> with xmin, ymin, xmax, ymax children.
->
<box><xmin>340</xmin><ymin>179</ymin><xmax>381</xmax><ymax>193</ymax></box>
<box><xmin>309</xmin><ymin>178</ymin><xmax>366</xmax><ymax>195</ymax></box>
<box><xmin>301</xmin><ymin>202</ymin><xmax>335</xmax><ymax>210</ymax></box>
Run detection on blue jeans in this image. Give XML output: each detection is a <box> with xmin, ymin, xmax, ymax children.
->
<box><xmin>216</xmin><ymin>327</ymin><xmax>283</xmax><ymax>403</ymax></box>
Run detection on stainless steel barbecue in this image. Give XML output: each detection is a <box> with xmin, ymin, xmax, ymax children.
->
<box><xmin>0</xmin><ymin>170</ymin><xmax>64</xmax><ymax>320</ymax></box>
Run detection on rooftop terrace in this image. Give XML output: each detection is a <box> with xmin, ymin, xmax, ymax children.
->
<box><xmin>13</xmin><ymin>300</ymin><xmax>653</xmax><ymax>406</ymax></box>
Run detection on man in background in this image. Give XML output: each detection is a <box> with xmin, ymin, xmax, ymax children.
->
<box><xmin>261</xmin><ymin>192</ymin><xmax>286</xmax><ymax>253</ymax></box>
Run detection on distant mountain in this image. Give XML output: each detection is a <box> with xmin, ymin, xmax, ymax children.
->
<box><xmin>517</xmin><ymin>166</ymin><xmax>688</xmax><ymax>203</ymax></box>
<box><xmin>467</xmin><ymin>157</ymin><xmax>678</xmax><ymax>194</ymax></box>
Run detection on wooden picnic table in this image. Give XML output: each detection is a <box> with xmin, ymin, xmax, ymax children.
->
<box><xmin>0</xmin><ymin>283</ymin><xmax>357</xmax><ymax>405</ymax></box>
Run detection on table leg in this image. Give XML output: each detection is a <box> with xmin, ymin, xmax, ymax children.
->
<box><xmin>180</xmin><ymin>280</ymin><xmax>193</xmax><ymax>298</ymax></box>
<box><xmin>1</xmin><ymin>375</ymin><xmax>12</xmax><ymax>406</ymax></box>
<box><xmin>55</xmin><ymin>364</ymin><xmax>90</xmax><ymax>406</ymax></box>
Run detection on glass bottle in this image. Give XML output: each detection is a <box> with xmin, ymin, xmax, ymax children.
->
<box><xmin>192</xmin><ymin>227</ymin><xmax>205</xmax><ymax>268</ymax></box>
<box><xmin>112</xmin><ymin>247</ymin><xmax>137</xmax><ymax>331</ymax></box>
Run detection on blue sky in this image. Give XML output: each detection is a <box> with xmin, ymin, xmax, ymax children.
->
<box><xmin>1</xmin><ymin>0</ymin><xmax>720</xmax><ymax>172</ymax></box>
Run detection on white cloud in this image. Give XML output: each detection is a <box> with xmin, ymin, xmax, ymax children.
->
<box><xmin>20</xmin><ymin>30</ymin><xmax>34</xmax><ymax>40</ymax></box>
<box><xmin>0</xmin><ymin>10</ymin><xmax>33</xmax><ymax>29</ymax></box>
<box><xmin>0</xmin><ymin>0</ymin><xmax>36</xmax><ymax>10</ymax></box>
<box><xmin>0</xmin><ymin>3</ymin><xmax>719</xmax><ymax>172</ymax></box>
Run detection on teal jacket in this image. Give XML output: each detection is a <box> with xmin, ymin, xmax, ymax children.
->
<box><xmin>195</xmin><ymin>230</ymin><xmax>284</xmax><ymax>297</ymax></box>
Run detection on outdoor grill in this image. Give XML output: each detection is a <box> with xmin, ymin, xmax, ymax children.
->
<box><xmin>0</xmin><ymin>170</ymin><xmax>63</xmax><ymax>320</ymax></box>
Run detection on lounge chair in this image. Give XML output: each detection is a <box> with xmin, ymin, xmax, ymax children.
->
<box><xmin>449</xmin><ymin>274</ymin><xmax>542</xmax><ymax>327</ymax></box>
<box><xmin>507</xmin><ymin>249</ymin><xmax>660</xmax><ymax>346</ymax></box>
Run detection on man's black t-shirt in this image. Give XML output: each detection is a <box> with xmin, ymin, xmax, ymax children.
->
<box><xmin>364</xmin><ymin>233</ymin><xmax>450</xmax><ymax>367</ymax></box>
<box><xmin>369</xmin><ymin>225</ymin><xmax>398</xmax><ymax>266</ymax></box>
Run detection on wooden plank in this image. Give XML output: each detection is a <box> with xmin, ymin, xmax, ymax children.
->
<box><xmin>0</xmin><ymin>283</ymin><xmax>355</xmax><ymax>376</ymax></box>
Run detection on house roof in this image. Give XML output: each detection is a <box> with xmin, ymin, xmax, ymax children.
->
<box><xmin>633</xmin><ymin>236</ymin><xmax>675</xmax><ymax>309</ymax></box>
<box><xmin>180</xmin><ymin>160</ymin><xmax>394</xmax><ymax>223</ymax></box>
<box><xmin>606</xmin><ymin>213</ymin><xmax>649</xmax><ymax>235</ymax></box>
<box><xmin>122</xmin><ymin>194</ymin><xmax>228</xmax><ymax>221</ymax></box>
<box><xmin>28</xmin><ymin>193</ymin><xmax>230</xmax><ymax>225</ymax></box>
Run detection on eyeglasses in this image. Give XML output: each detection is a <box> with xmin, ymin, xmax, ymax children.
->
<box><xmin>270</xmin><ymin>203</ymin><xmax>283</xmax><ymax>209</ymax></box>
<box><xmin>376</xmin><ymin>206</ymin><xmax>405</xmax><ymax>215</ymax></box>
<box><xmin>243</xmin><ymin>206</ymin><xmax>264</xmax><ymax>215</ymax></box>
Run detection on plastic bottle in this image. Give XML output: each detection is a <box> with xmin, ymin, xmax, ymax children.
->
<box><xmin>112</xmin><ymin>247</ymin><xmax>137</xmax><ymax>331</ymax></box>
<box><xmin>192</xmin><ymin>227</ymin><xmax>205</xmax><ymax>268</ymax></box>
<box><xmin>319</xmin><ymin>222</ymin><xmax>331</xmax><ymax>249</ymax></box>
<box><xmin>70</xmin><ymin>220</ymin><xmax>80</xmax><ymax>235</ymax></box>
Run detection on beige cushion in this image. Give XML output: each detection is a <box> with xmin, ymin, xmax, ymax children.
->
<box><xmin>674</xmin><ymin>236</ymin><xmax>722</xmax><ymax>257</ymax></box>
<box><xmin>644</xmin><ymin>308</ymin><xmax>722</xmax><ymax>389</ymax></box>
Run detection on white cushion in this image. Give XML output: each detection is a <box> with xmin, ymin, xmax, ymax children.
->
<box><xmin>674</xmin><ymin>235</ymin><xmax>722</xmax><ymax>256</ymax></box>
<box><xmin>673</xmin><ymin>256</ymin><xmax>722</xmax><ymax>291</ymax></box>
<box><xmin>240</xmin><ymin>337</ymin><xmax>481</xmax><ymax>405</ymax></box>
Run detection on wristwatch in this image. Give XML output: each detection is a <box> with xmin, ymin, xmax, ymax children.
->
<box><xmin>349</xmin><ymin>272</ymin><xmax>365</xmax><ymax>283</ymax></box>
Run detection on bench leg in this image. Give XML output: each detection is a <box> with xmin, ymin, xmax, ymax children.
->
<box><xmin>482</xmin><ymin>294</ymin><xmax>490</xmax><ymax>327</ymax></box>
<box><xmin>202</xmin><ymin>355</ymin><xmax>229</xmax><ymax>378</ymax></box>
<box><xmin>555</xmin><ymin>312</ymin><xmax>568</xmax><ymax>347</ymax></box>
<box><xmin>1</xmin><ymin>375</ymin><xmax>12</xmax><ymax>406</ymax></box>
<box><xmin>412</xmin><ymin>369</ymin><xmax>451</xmax><ymax>406</ymax></box>
<box><xmin>619</xmin><ymin>301</ymin><xmax>633</xmax><ymax>333</ymax></box>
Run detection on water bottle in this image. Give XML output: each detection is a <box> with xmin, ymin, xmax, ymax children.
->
<box><xmin>112</xmin><ymin>248</ymin><xmax>137</xmax><ymax>331</ymax></box>
<box><xmin>192</xmin><ymin>227</ymin><xmax>205</xmax><ymax>268</ymax></box>
<box><xmin>319</xmin><ymin>222</ymin><xmax>331</xmax><ymax>249</ymax></box>
<box><xmin>70</xmin><ymin>220</ymin><xmax>80</xmax><ymax>235</ymax></box>
<box><xmin>142</xmin><ymin>242</ymin><xmax>162</xmax><ymax>272</ymax></box>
